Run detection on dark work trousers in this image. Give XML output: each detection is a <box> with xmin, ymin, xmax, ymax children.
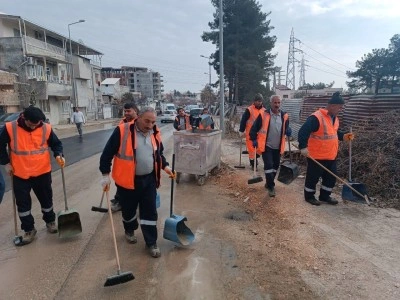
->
<box><xmin>13</xmin><ymin>172</ymin><xmax>55</xmax><ymax>232</ymax></box>
<box><xmin>75</xmin><ymin>122</ymin><xmax>83</xmax><ymax>136</ymax></box>
<box><xmin>304</xmin><ymin>158</ymin><xmax>337</xmax><ymax>200</ymax></box>
<box><xmin>262</xmin><ymin>147</ymin><xmax>281</xmax><ymax>189</ymax></box>
<box><xmin>117</xmin><ymin>172</ymin><xmax>158</xmax><ymax>247</ymax></box>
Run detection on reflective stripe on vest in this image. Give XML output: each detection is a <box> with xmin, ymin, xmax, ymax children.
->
<box><xmin>6</xmin><ymin>121</ymin><xmax>51</xmax><ymax>179</ymax></box>
<box><xmin>256</xmin><ymin>111</ymin><xmax>288</xmax><ymax>154</ymax></box>
<box><xmin>115</xmin><ymin>123</ymin><xmax>134</xmax><ymax>160</ymax></box>
<box><xmin>308</xmin><ymin>109</ymin><xmax>339</xmax><ymax>160</ymax></box>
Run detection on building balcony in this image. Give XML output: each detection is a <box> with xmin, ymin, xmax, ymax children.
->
<box><xmin>24</xmin><ymin>36</ymin><xmax>68</xmax><ymax>62</ymax></box>
<box><xmin>0</xmin><ymin>92</ymin><xmax>19</xmax><ymax>106</ymax></box>
<box><xmin>29</xmin><ymin>79</ymin><xmax>72</xmax><ymax>99</ymax></box>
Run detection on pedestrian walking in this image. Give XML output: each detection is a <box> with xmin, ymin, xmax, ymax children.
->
<box><xmin>239</xmin><ymin>93</ymin><xmax>265</xmax><ymax>169</ymax></box>
<box><xmin>0</xmin><ymin>106</ymin><xmax>65</xmax><ymax>244</ymax></box>
<box><xmin>71</xmin><ymin>107</ymin><xmax>86</xmax><ymax>138</ymax></box>
<box><xmin>298</xmin><ymin>92</ymin><xmax>354</xmax><ymax>206</ymax></box>
<box><xmin>250</xmin><ymin>95</ymin><xmax>291</xmax><ymax>197</ymax></box>
<box><xmin>99</xmin><ymin>107</ymin><xmax>176</xmax><ymax>258</ymax></box>
<box><xmin>110</xmin><ymin>102</ymin><xmax>139</xmax><ymax>213</ymax></box>
<box><xmin>173</xmin><ymin>107</ymin><xmax>191</xmax><ymax>131</ymax></box>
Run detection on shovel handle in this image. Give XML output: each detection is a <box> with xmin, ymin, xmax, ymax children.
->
<box><xmin>61</xmin><ymin>167</ymin><xmax>69</xmax><ymax>210</ymax></box>
<box><xmin>170</xmin><ymin>154</ymin><xmax>175</xmax><ymax>217</ymax></box>
<box><xmin>307</xmin><ymin>155</ymin><xmax>370</xmax><ymax>205</ymax></box>
<box><xmin>349</xmin><ymin>126</ymin><xmax>352</xmax><ymax>182</ymax></box>
<box><xmin>288</xmin><ymin>137</ymin><xmax>293</xmax><ymax>163</ymax></box>
<box><xmin>11</xmin><ymin>176</ymin><xmax>18</xmax><ymax>236</ymax></box>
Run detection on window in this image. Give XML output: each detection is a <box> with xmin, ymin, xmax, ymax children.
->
<box><xmin>39</xmin><ymin>100</ymin><xmax>50</xmax><ymax>113</ymax></box>
<box><xmin>62</xmin><ymin>101</ymin><xmax>71</xmax><ymax>113</ymax></box>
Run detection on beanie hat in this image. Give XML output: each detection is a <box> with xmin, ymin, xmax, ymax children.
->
<box><xmin>328</xmin><ymin>92</ymin><xmax>344</xmax><ymax>104</ymax></box>
<box><xmin>254</xmin><ymin>93</ymin><xmax>264</xmax><ymax>102</ymax></box>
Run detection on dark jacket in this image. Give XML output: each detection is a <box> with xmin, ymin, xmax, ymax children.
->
<box><xmin>0</xmin><ymin>117</ymin><xmax>63</xmax><ymax>165</ymax></box>
<box><xmin>99</xmin><ymin>122</ymin><xmax>168</xmax><ymax>175</ymax></box>
<box><xmin>298</xmin><ymin>114</ymin><xmax>345</xmax><ymax>149</ymax></box>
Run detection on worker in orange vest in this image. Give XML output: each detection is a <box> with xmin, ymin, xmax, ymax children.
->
<box><xmin>99</xmin><ymin>107</ymin><xmax>175</xmax><ymax>258</ymax></box>
<box><xmin>0</xmin><ymin>106</ymin><xmax>64</xmax><ymax>245</ymax></box>
<box><xmin>198</xmin><ymin>107</ymin><xmax>215</xmax><ymax>130</ymax></box>
<box><xmin>298</xmin><ymin>92</ymin><xmax>354</xmax><ymax>206</ymax></box>
<box><xmin>250</xmin><ymin>95</ymin><xmax>291</xmax><ymax>197</ymax></box>
<box><xmin>173</xmin><ymin>108</ymin><xmax>191</xmax><ymax>131</ymax></box>
<box><xmin>110</xmin><ymin>102</ymin><xmax>139</xmax><ymax>212</ymax></box>
<box><xmin>239</xmin><ymin>93</ymin><xmax>265</xmax><ymax>169</ymax></box>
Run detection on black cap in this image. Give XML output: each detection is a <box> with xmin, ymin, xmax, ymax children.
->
<box><xmin>328</xmin><ymin>92</ymin><xmax>344</xmax><ymax>104</ymax></box>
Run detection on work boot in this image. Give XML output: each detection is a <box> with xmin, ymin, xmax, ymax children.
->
<box><xmin>125</xmin><ymin>231</ymin><xmax>137</xmax><ymax>244</ymax></box>
<box><xmin>305</xmin><ymin>197</ymin><xmax>321</xmax><ymax>206</ymax></box>
<box><xmin>46</xmin><ymin>222</ymin><xmax>58</xmax><ymax>234</ymax></box>
<box><xmin>111</xmin><ymin>199</ymin><xmax>122</xmax><ymax>212</ymax></box>
<box><xmin>22</xmin><ymin>228</ymin><xmax>37</xmax><ymax>244</ymax></box>
<box><xmin>147</xmin><ymin>244</ymin><xmax>161</xmax><ymax>258</ymax></box>
<box><xmin>268</xmin><ymin>187</ymin><xmax>276</xmax><ymax>197</ymax></box>
<box><xmin>319</xmin><ymin>196</ymin><xmax>339</xmax><ymax>205</ymax></box>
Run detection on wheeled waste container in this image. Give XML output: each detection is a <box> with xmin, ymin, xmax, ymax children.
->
<box><xmin>173</xmin><ymin>129</ymin><xmax>221</xmax><ymax>185</ymax></box>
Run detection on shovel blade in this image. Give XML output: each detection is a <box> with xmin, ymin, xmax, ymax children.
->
<box><xmin>342</xmin><ymin>182</ymin><xmax>368</xmax><ymax>203</ymax></box>
<box><xmin>163</xmin><ymin>214</ymin><xmax>195</xmax><ymax>246</ymax></box>
<box><xmin>57</xmin><ymin>209</ymin><xmax>82</xmax><ymax>238</ymax></box>
<box><xmin>277</xmin><ymin>163</ymin><xmax>299</xmax><ymax>185</ymax></box>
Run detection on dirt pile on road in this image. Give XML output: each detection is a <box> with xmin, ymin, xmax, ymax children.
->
<box><xmin>337</xmin><ymin>109</ymin><xmax>400</xmax><ymax>209</ymax></box>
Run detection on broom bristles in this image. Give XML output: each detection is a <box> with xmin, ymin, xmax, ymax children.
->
<box><xmin>91</xmin><ymin>206</ymin><xmax>108</xmax><ymax>213</ymax></box>
<box><xmin>248</xmin><ymin>176</ymin><xmax>263</xmax><ymax>184</ymax></box>
<box><xmin>104</xmin><ymin>271</ymin><xmax>134</xmax><ymax>287</ymax></box>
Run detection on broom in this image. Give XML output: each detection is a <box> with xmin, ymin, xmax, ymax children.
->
<box><xmin>91</xmin><ymin>191</ymin><xmax>108</xmax><ymax>213</ymax></box>
<box><xmin>247</xmin><ymin>146</ymin><xmax>263</xmax><ymax>184</ymax></box>
<box><xmin>104</xmin><ymin>189</ymin><xmax>134</xmax><ymax>287</ymax></box>
<box><xmin>234</xmin><ymin>137</ymin><xmax>245</xmax><ymax>169</ymax></box>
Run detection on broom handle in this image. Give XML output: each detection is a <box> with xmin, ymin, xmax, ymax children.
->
<box><xmin>100</xmin><ymin>191</ymin><xmax>105</xmax><ymax>208</ymax></box>
<box><xmin>170</xmin><ymin>154</ymin><xmax>175</xmax><ymax>217</ymax></box>
<box><xmin>253</xmin><ymin>146</ymin><xmax>257</xmax><ymax>177</ymax></box>
<box><xmin>106</xmin><ymin>190</ymin><xmax>121</xmax><ymax>272</ymax></box>
<box><xmin>349</xmin><ymin>127</ymin><xmax>352</xmax><ymax>181</ymax></box>
<box><xmin>11</xmin><ymin>175</ymin><xmax>18</xmax><ymax>235</ymax></box>
<box><xmin>239</xmin><ymin>138</ymin><xmax>242</xmax><ymax>165</ymax></box>
<box><xmin>307</xmin><ymin>155</ymin><xmax>370</xmax><ymax>205</ymax></box>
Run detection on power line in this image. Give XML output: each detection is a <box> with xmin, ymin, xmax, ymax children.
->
<box><xmin>306</xmin><ymin>64</ymin><xmax>348</xmax><ymax>79</ymax></box>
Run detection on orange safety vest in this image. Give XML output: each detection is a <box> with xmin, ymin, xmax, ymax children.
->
<box><xmin>198</xmin><ymin>116</ymin><xmax>213</xmax><ymax>130</ymax></box>
<box><xmin>6</xmin><ymin>121</ymin><xmax>51</xmax><ymax>179</ymax></box>
<box><xmin>175</xmin><ymin>115</ymin><xmax>192</xmax><ymax>130</ymax></box>
<box><xmin>256</xmin><ymin>110</ymin><xmax>288</xmax><ymax>154</ymax></box>
<box><xmin>111</xmin><ymin>122</ymin><xmax>162</xmax><ymax>189</ymax></box>
<box><xmin>308</xmin><ymin>108</ymin><xmax>339</xmax><ymax>160</ymax></box>
<box><xmin>245</xmin><ymin>105</ymin><xmax>264</xmax><ymax>137</ymax></box>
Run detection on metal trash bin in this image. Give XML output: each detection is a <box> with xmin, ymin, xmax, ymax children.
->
<box><xmin>173</xmin><ymin>129</ymin><xmax>221</xmax><ymax>185</ymax></box>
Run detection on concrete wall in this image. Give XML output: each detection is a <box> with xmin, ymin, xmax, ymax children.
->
<box><xmin>73</xmin><ymin>56</ymin><xmax>91</xmax><ymax>79</ymax></box>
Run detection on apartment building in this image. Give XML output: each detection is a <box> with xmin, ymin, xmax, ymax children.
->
<box><xmin>0</xmin><ymin>13</ymin><xmax>103</xmax><ymax>124</ymax></box>
<box><xmin>101</xmin><ymin>66</ymin><xmax>164</xmax><ymax>102</ymax></box>
<box><xmin>0</xmin><ymin>70</ymin><xmax>19</xmax><ymax>113</ymax></box>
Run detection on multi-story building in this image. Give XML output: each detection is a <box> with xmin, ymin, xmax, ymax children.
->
<box><xmin>0</xmin><ymin>70</ymin><xmax>19</xmax><ymax>113</ymax></box>
<box><xmin>0</xmin><ymin>13</ymin><xmax>103</xmax><ymax>124</ymax></box>
<box><xmin>101</xmin><ymin>66</ymin><xmax>164</xmax><ymax>102</ymax></box>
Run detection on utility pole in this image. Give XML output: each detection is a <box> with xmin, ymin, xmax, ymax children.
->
<box><xmin>219</xmin><ymin>0</ymin><xmax>224</xmax><ymax>136</ymax></box>
<box><xmin>286</xmin><ymin>28</ymin><xmax>300</xmax><ymax>90</ymax></box>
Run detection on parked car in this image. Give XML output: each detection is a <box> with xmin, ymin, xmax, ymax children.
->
<box><xmin>160</xmin><ymin>110</ymin><xmax>177</xmax><ymax>123</ymax></box>
<box><xmin>0</xmin><ymin>112</ymin><xmax>22</xmax><ymax>129</ymax></box>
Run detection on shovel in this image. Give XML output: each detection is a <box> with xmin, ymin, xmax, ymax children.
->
<box><xmin>91</xmin><ymin>191</ymin><xmax>108</xmax><ymax>213</ymax></box>
<box><xmin>278</xmin><ymin>138</ymin><xmax>299</xmax><ymax>184</ymax></box>
<box><xmin>57</xmin><ymin>167</ymin><xmax>82</xmax><ymax>238</ymax></box>
<box><xmin>163</xmin><ymin>154</ymin><xmax>195</xmax><ymax>246</ymax></box>
<box><xmin>341</xmin><ymin>127</ymin><xmax>368</xmax><ymax>203</ymax></box>
<box><xmin>234</xmin><ymin>137</ymin><xmax>245</xmax><ymax>169</ymax></box>
<box><xmin>307</xmin><ymin>154</ymin><xmax>371</xmax><ymax>205</ymax></box>
<box><xmin>247</xmin><ymin>146</ymin><xmax>263</xmax><ymax>184</ymax></box>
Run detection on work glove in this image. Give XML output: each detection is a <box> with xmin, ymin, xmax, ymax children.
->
<box><xmin>239</xmin><ymin>131</ymin><xmax>245</xmax><ymax>138</ymax></box>
<box><xmin>343</xmin><ymin>133</ymin><xmax>355</xmax><ymax>141</ymax></box>
<box><xmin>56</xmin><ymin>156</ymin><xmax>65</xmax><ymax>168</ymax></box>
<box><xmin>286</xmin><ymin>127</ymin><xmax>292</xmax><ymax>137</ymax></box>
<box><xmin>4</xmin><ymin>163</ymin><xmax>13</xmax><ymax>176</ymax></box>
<box><xmin>300</xmin><ymin>148</ymin><xmax>309</xmax><ymax>157</ymax></box>
<box><xmin>164</xmin><ymin>166</ymin><xmax>177</xmax><ymax>179</ymax></box>
<box><xmin>101</xmin><ymin>174</ymin><xmax>111</xmax><ymax>191</ymax></box>
<box><xmin>252</xmin><ymin>140</ymin><xmax>258</xmax><ymax>149</ymax></box>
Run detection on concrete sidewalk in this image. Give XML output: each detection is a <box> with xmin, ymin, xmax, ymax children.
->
<box><xmin>51</xmin><ymin>118</ymin><xmax>119</xmax><ymax>139</ymax></box>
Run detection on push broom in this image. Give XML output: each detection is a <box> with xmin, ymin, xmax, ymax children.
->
<box><xmin>91</xmin><ymin>191</ymin><xmax>108</xmax><ymax>213</ymax></box>
<box><xmin>234</xmin><ymin>136</ymin><xmax>245</xmax><ymax>169</ymax></box>
<box><xmin>104</xmin><ymin>188</ymin><xmax>134</xmax><ymax>287</ymax></box>
<box><xmin>247</xmin><ymin>146</ymin><xmax>263</xmax><ymax>184</ymax></box>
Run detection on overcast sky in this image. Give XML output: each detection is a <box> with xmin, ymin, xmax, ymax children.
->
<box><xmin>2</xmin><ymin>0</ymin><xmax>400</xmax><ymax>94</ymax></box>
